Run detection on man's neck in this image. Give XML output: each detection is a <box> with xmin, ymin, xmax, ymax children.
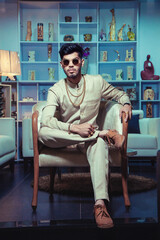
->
<box><xmin>67</xmin><ymin>74</ymin><xmax>82</xmax><ymax>85</ymax></box>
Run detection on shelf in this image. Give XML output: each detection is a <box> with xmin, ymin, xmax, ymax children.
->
<box><xmin>19</xmin><ymin>101</ymin><xmax>37</xmax><ymax>103</ymax></box>
<box><xmin>59</xmin><ymin>22</ymin><xmax>78</xmax><ymax>24</ymax></box>
<box><xmin>108</xmin><ymin>80</ymin><xmax>138</xmax><ymax>83</ymax></box>
<box><xmin>98</xmin><ymin>61</ymin><xmax>136</xmax><ymax>64</ymax></box>
<box><xmin>18</xmin><ymin>80</ymin><xmax>56</xmax><ymax>83</ymax></box>
<box><xmin>98</xmin><ymin>41</ymin><xmax>137</xmax><ymax>44</ymax></box>
<box><xmin>141</xmin><ymin>100</ymin><xmax>160</xmax><ymax>103</ymax></box>
<box><xmin>141</xmin><ymin>80</ymin><xmax>160</xmax><ymax>83</ymax></box>
<box><xmin>20</xmin><ymin>41</ymin><xmax>58</xmax><ymax>44</ymax></box>
<box><xmin>79</xmin><ymin>22</ymin><xmax>97</xmax><ymax>25</ymax></box>
<box><xmin>21</xmin><ymin>61</ymin><xmax>58</xmax><ymax>64</ymax></box>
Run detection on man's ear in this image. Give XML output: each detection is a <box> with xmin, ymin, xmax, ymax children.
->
<box><xmin>60</xmin><ymin>61</ymin><xmax>63</xmax><ymax>68</ymax></box>
<box><xmin>81</xmin><ymin>58</ymin><xmax>84</xmax><ymax>67</ymax></box>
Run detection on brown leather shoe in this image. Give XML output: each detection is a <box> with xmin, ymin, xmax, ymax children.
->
<box><xmin>105</xmin><ymin>129</ymin><xmax>125</xmax><ymax>149</ymax></box>
<box><xmin>94</xmin><ymin>204</ymin><xmax>114</xmax><ymax>229</ymax></box>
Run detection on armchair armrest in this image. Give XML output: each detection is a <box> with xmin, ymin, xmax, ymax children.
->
<box><xmin>148</xmin><ymin>118</ymin><xmax>160</xmax><ymax>149</ymax></box>
<box><xmin>102</xmin><ymin>101</ymin><xmax>123</xmax><ymax>134</ymax></box>
<box><xmin>0</xmin><ymin>118</ymin><xmax>15</xmax><ymax>145</ymax></box>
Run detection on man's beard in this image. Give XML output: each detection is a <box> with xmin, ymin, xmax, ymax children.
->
<box><xmin>64</xmin><ymin>68</ymin><xmax>81</xmax><ymax>79</ymax></box>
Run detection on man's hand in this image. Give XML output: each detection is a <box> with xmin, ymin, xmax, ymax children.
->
<box><xmin>119</xmin><ymin>104</ymin><xmax>132</xmax><ymax>122</ymax></box>
<box><xmin>70</xmin><ymin>123</ymin><xmax>95</xmax><ymax>138</ymax></box>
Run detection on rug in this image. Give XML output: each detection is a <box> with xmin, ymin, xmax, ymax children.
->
<box><xmin>31</xmin><ymin>172</ymin><xmax>157</xmax><ymax>196</ymax></box>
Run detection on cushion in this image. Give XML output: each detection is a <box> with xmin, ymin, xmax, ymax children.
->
<box><xmin>128</xmin><ymin>134</ymin><xmax>157</xmax><ymax>149</ymax></box>
<box><xmin>128</xmin><ymin>114</ymin><xmax>140</xmax><ymax>134</ymax></box>
<box><xmin>0</xmin><ymin>135</ymin><xmax>15</xmax><ymax>157</ymax></box>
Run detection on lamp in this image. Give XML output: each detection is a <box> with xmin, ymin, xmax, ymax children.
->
<box><xmin>0</xmin><ymin>50</ymin><xmax>21</xmax><ymax>82</ymax></box>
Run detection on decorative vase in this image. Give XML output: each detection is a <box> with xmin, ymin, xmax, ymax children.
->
<box><xmin>37</xmin><ymin>23</ymin><xmax>43</xmax><ymax>41</ymax></box>
<box><xmin>65</xmin><ymin>16</ymin><xmax>72</xmax><ymax>22</ymax></box>
<box><xmin>146</xmin><ymin>102</ymin><xmax>152</xmax><ymax>118</ymax></box>
<box><xmin>109</xmin><ymin>9</ymin><xmax>116</xmax><ymax>41</ymax></box>
<box><xmin>48</xmin><ymin>44</ymin><xmax>52</xmax><ymax>61</ymax></box>
<box><xmin>48</xmin><ymin>23</ymin><xmax>54</xmax><ymax>41</ymax></box>
<box><xmin>143</xmin><ymin>87</ymin><xmax>154</xmax><ymax>100</ymax></box>
<box><xmin>84</xmin><ymin>34</ymin><xmax>92</xmax><ymax>42</ymax></box>
<box><xmin>48</xmin><ymin>68</ymin><xmax>55</xmax><ymax>81</ymax></box>
<box><xmin>25</xmin><ymin>21</ymin><xmax>32</xmax><ymax>41</ymax></box>
<box><xmin>81</xmin><ymin>58</ymin><xmax>88</xmax><ymax>75</ymax></box>
<box><xmin>85</xmin><ymin>16</ymin><xmax>92</xmax><ymax>22</ymax></box>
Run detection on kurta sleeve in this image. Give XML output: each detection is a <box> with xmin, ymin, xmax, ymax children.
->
<box><xmin>41</xmin><ymin>88</ymin><xmax>69</xmax><ymax>131</ymax></box>
<box><xmin>100</xmin><ymin>75</ymin><xmax>131</xmax><ymax>105</ymax></box>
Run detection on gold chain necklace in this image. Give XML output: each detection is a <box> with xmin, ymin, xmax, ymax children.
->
<box><xmin>65</xmin><ymin>76</ymin><xmax>85</xmax><ymax>97</ymax></box>
<box><xmin>65</xmin><ymin>75</ymin><xmax>86</xmax><ymax>108</ymax></box>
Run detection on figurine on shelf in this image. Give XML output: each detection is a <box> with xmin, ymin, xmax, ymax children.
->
<box><xmin>141</xmin><ymin>55</ymin><xmax>159</xmax><ymax>80</ymax></box>
<box><xmin>117</xmin><ymin>24</ymin><xmax>126</xmax><ymax>41</ymax></box>
<box><xmin>146</xmin><ymin>102</ymin><xmax>153</xmax><ymax>118</ymax></box>
<box><xmin>127</xmin><ymin>66</ymin><xmax>133</xmax><ymax>80</ymax></box>
<box><xmin>40</xmin><ymin>88</ymin><xmax>48</xmax><ymax>100</ymax></box>
<box><xmin>48</xmin><ymin>44</ymin><xmax>52</xmax><ymax>61</ymax></box>
<box><xmin>114</xmin><ymin>50</ymin><xmax>120</xmax><ymax>61</ymax></box>
<box><xmin>143</xmin><ymin>86</ymin><xmax>155</xmax><ymax>100</ymax></box>
<box><xmin>116</xmin><ymin>69</ymin><xmax>123</xmax><ymax>80</ymax></box>
<box><xmin>99</xmin><ymin>29</ymin><xmax>106</xmax><ymax>41</ymax></box>
<box><xmin>109</xmin><ymin>9</ymin><xmax>116</xmax><ymax>41</ymax></box>
<box><xmin>48</xmin><ymin>67</ymin><xmax>55</xmax><ymax>81</ymax></box>
<box><xmin>48</xmin><ymin>23</ymin><xmax>54</xmax><ymax>41</ymax></box>
<box><xmin>125</xmin><ymin>48</ymin><xmax>134</xmax><ymax>61</ymax></box>
<box><xmin>127</xmin><ymin>25</ymin><xmax>135</xmax><ymax>41</ymax></box>
<box><xmin>37</xmin><ymin>23</ymin><xmax>43</xmax><ymax>41</ymax></box>
<box><xmin>25</xmin><ymin>21</ymin><xmax>32</xmax><ymax>41</ymax></box>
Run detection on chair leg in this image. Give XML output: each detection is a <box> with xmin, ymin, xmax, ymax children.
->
<box><xmin>32</xmin><ymin>160</ymin><xmax>39</xmax><ymax>211</ymax></box>
<box><xmin>121</xmin><ymin>155</ymin><xmax>131</xmax><ymax>208</ymax></box>
<box><xmin>49</xmin><ymin>167</ymin><xmax>57</xmax><ymax>201</ymax></box>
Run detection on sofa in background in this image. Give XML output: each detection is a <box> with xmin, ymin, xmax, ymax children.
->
<box><xmin>0</xmin><ymin>118</ymin><xmax>16</xmax><ymax>171</ymax></box>
<box><xmin>22</xmin><ymin>117</ymin><xmax>34</xmax><ymax>169</ymax></box>
<box><xmin>128</xmin><ymin>110</ymin><xmax>160</xmax><ymax>164</ymax></box>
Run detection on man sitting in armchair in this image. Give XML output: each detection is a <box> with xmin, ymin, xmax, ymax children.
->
<box><xmin>39</xmin><ymin>43</ymin><xmax>132</xmax><ymax>228</ymax></box>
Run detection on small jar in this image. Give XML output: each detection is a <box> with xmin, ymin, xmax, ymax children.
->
<box><xmin>143</xmin><ymin>87</ymin><xmax>154</xmax><ymax>100</ymax></box>
<box><xmin>65</xmin><ymin>16</ymin><xmax>72</xmax><ymax>22</ymax></box>
<box><xmin>85</xmin><ymin>16</ymin><xmax>92</xmax><ymax>22</ymax></box>
<box><xmin>37</xmin><ymin>23</ymin><xmax>43</xmax><ymax>41</ymax></box>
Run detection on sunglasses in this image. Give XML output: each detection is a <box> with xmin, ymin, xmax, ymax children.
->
<box><xmin>62</xmin><ymin>58</ymin><xmax>80</xmax><ymax>67</ymax></box>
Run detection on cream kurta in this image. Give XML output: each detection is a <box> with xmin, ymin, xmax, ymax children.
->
<box><xmin>41</xmin><ymin>74</ymin><xmax>130</xmax><ymax>142</ymax></box>
<box><xmin>39</xmin><ymin>74</ymin><xmax>131</xmax><ymax>201</ymax></box>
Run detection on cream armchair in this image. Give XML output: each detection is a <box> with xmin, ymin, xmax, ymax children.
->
<box><xmin>0</xmin><ymin>118</ymin><xmax>16</xmax><ymax>171</ymax></box>
<box><xmin>31</xmin><ymin>100</ymin><xmax>129</xmax><ymax>211</ymax></box>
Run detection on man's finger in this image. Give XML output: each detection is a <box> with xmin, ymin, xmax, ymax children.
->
<box><xmin>125</xmin><ymin>111</ymin><xmax>129</xmax><ymax>122</ymax></box>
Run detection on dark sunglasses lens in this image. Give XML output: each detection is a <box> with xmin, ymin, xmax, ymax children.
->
<box><xmin>72</xmin><ymin>59</ymin><xmax>79</xmax><ymax>65</ymax></box>
<box><xmin>63</xmin><ymin>60</ymin><xmax>69</xmax><ymax>66</ymax></box>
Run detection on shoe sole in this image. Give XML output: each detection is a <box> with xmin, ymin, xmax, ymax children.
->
<box><xmin>97</xmin><ymin>222</ymin><xmax>114</xmax><ymax>229</ymax></box>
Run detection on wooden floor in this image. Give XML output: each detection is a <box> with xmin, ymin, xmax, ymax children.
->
<box><xmin>0</xmin><ymin>162</ymin><xmax>159</xmax><ymax>240</ymax></box>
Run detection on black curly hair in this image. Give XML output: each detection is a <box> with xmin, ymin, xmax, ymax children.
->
<box><xmin>59</xmin><ymin>43</ymin><xmax>83</xmax><ymax>59</ymax></box>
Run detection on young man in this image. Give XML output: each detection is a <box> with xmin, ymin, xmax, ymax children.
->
<box><xmin>39</xmin><ymin>43</ymin><xmax>132</xmax><ymax>228</ymax></box>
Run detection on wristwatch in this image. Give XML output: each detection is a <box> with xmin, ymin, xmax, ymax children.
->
<box><xmin>124</xmin><ymin>103</ymin><xmax>131</xmax><ymax>106</ymax></box>
<box><xmin>124</xmin><ymin>103</ymin><xmax>133</xmax><ymax>109</ymax></box>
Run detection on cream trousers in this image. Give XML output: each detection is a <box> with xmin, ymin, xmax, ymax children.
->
<box><xmin>39</xmin><ymin>127</ymin><xmax>109</xmax><ymax>202</ymax></box>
